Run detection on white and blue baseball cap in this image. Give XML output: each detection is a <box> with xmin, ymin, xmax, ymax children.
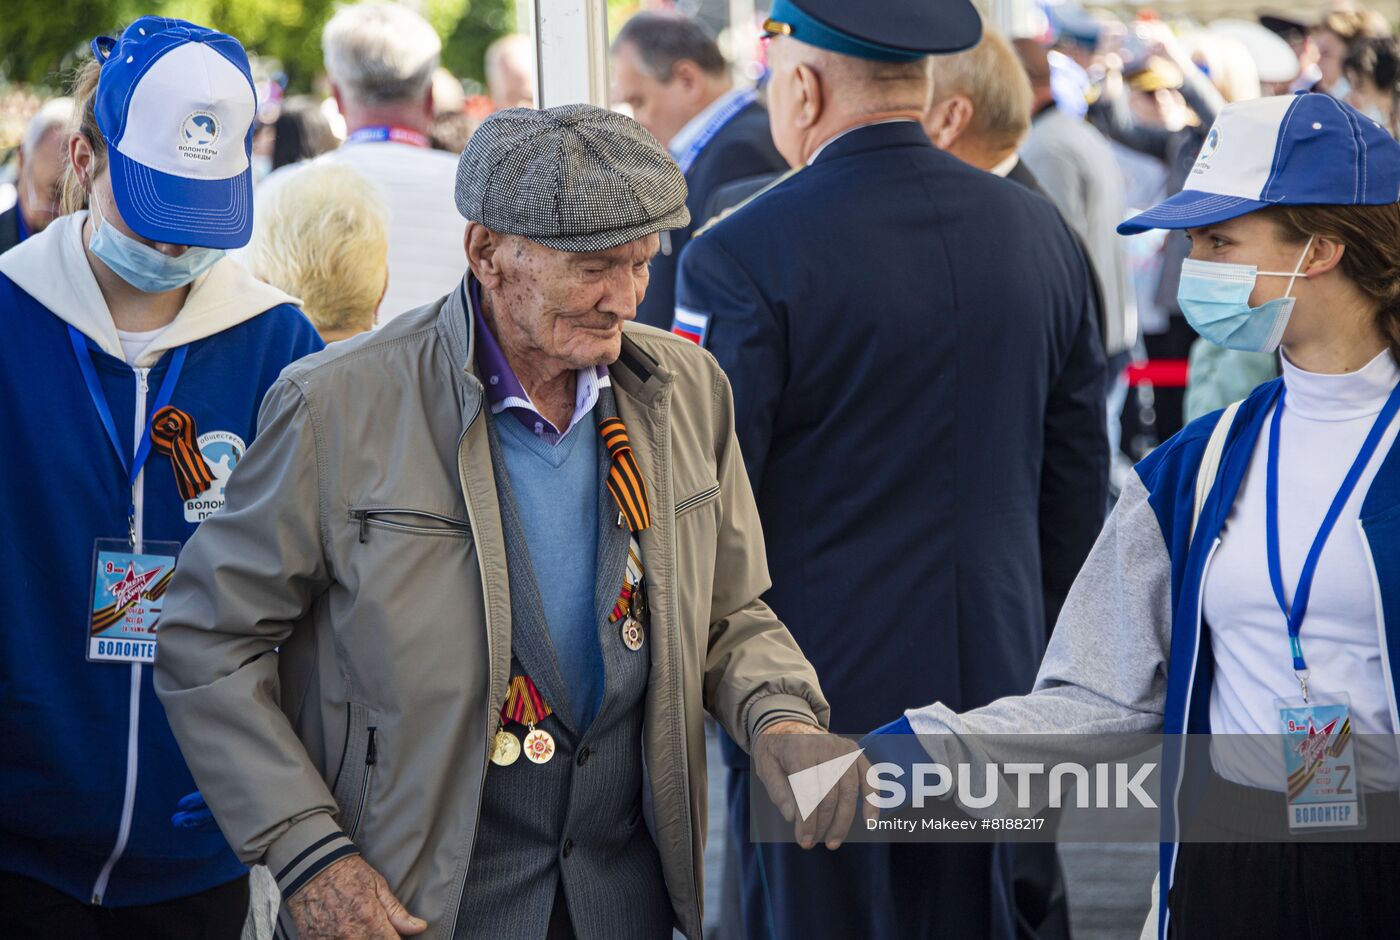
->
<box><xmin>90</xmin><ymin>17</ymin><xmax>257</xmax><ymax>249</ymax></box>
<box><xmin>1119</xmin><ymin>92</ymin><xmax>1400</xmax><ymax>235</ymax></box>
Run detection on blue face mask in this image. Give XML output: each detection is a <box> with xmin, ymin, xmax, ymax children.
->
<box><xmin>1176</xmin><ymin>237</ymin><xmax>1313</xmax><ymax>354</ymax></box>
<box><xmin>89</xmin><ymin>199</ymin><xmax>224</xmax><ymax>293</ymax></box>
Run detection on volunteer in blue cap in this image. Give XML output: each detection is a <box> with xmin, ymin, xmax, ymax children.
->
<box><xmin>0</xmin><ymin>18</ymin><xmax>321</xmax><ymax>936</ymax></box>
<box><xmin>675</xmin><ymin>0</ymin><xmax>1109</xmax><ymax>937</ymax></box>
<box><xmin>874</xmin><ymin>92</ymin><xmax>1400</xmax><ymax>938</ymax></box>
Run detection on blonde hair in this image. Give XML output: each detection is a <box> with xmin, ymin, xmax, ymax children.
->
<box><xmin>247</xmin><ymin>163</ymin><xmax>388</xmax><ymax>338</ymax></box>
<box><xmin>929</xmin><ymin>28</ymin><xmax>1032</xmax><ymax>152</ymax></box>
<box><xmin>59</xmin><ymin>57</ymin><xmax>105</xmax><ymax>214</ymax></box>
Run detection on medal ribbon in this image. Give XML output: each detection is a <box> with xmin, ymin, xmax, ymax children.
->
<box><xmin>501</xmin><ymin>675</ymin><xmax>553</xmax><ymax>727</ymax></box>
<box><xmin>599</xmin><ymin>416</ymin><xmax>652</xmax><ymax>532</ymax></box>
<box><xmin>1266</xmin><ymin>381</ymin><xmax>1400</xmax><ymax>699</ymax></box>
<box><xmin>151</xmin><ymin>406</ymin><xmax>215</xmax><ymax>500</ymax></box>
<box><xmin>68</xmin><ymin>326</ymin><xmax>187</xmax><ymax>544</ymax></box>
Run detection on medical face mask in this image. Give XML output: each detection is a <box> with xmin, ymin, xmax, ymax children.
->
<box><xmin>89</xmin><ymin>199</ymin><xmax>224</xmax><ymax>293</ymax></box>
<box><xmin>1176</xmin><ymin>236</ymin><xmax>1314</xmax><ymax>354</ymax></box>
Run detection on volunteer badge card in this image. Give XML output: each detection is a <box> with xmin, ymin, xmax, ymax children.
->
<box><xmin>87</xmin><ymin>539</ymin><xmax>180</xmax><ymax>663</ymax></box>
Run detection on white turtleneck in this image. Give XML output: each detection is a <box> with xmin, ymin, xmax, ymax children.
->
<box><xmin>1206</xmin><ymin>349</ymin><xmax>1400</xmax><ymax>790</ymax></box>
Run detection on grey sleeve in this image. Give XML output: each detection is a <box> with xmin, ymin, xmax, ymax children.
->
<box><xmin>906</xmin><ymin>470</ymin><xmax>1170</xmax><ymax>741</ymax></box>
<box><xmin>154</xmin><ymin>378</ymin><xmax>359</xmax><ymax>898</ymax></box>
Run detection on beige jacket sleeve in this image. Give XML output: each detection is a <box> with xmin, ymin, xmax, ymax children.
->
<box><xmin>154</xmin><ymin>377</ymin><xmax>358</xmax><ymax>899</ymax></box>
<box><xmin>701</xmin><ymin>362</ymin><xmax>831</xmax><ymax>750</ymax></box>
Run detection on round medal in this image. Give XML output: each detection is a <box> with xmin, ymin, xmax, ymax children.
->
<box><xmin>491</xmin><ymin>729</ymin><xmax>520</xmax><ymax>766</ymax></box>
<box><xmin>523</xmin><ymin>727</ymin><xmax>555</xmax><ymax>764</ymax></box>
<box><xmin>621</xmin><ymin>617</ymin><xmax>645</xmax><ymax>651</ymax></box>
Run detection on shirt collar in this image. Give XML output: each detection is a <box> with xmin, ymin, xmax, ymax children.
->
<box><xmin>669</xmin><ymin>86</ymin><xmax>748</xmax><ymax>162</ymax></box>
<box><xmin>989</xmin><ymin>153</ymin><xmax>1020</xmax><ymax>178</ymax></box>
<box><xmin>469</xmin><ymin>277</ymin><xmax>610</xmax><ymax>445</ymax></box>
<box><xmin>806</xmin><ymin>118</ymin><xmax>920</xmax><ymax>166</ymax></box>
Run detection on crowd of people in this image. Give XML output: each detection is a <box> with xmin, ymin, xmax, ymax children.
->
<box><xmin>6</xmin><ymin>1</ymin><xmax>1400</xmax><ymax>939</ymax></box>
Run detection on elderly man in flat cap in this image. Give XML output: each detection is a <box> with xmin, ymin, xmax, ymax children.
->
<box><xmin>154</xmin><ymin>104</ymin><xmax>857</xmax><ymax>940</ymax></box>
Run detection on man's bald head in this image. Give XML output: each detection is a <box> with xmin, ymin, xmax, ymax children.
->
<box><xmin>765</xmin><ymin>35</ymin><xmax>932</xmax><ymax>166</ymax></box>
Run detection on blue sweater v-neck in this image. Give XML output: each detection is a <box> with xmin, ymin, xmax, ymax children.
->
<box><xmin>495</xmin><ymin>412</ymin><xmax>603</xmax><ymax>728</ymax></box>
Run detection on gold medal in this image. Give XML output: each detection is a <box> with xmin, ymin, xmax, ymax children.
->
<box><xmin>523</xmin><ymin>725</ymin><xmax>555</xmax><ymax>764</ymax></box>
<box><xmin>621</xmin><ymin>617</ymin><xmax>644</xmax><ymax>651</ymax></box>
<box><xmin>491</xmin><ymin>728</ymin><xmax>520</xmax><ymax>766</ymax></box>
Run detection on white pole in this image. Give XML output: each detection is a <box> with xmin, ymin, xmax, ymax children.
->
<box><xmin>532</xmin><ymin>0</ymin><xmax>611</xmax><ymax>108</ymax></box>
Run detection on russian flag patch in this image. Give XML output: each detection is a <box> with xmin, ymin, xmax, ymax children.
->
<box><xmin>671</xmin><ymin>307</ymin><xmax>711</xmax><ymax>347</ymax></box>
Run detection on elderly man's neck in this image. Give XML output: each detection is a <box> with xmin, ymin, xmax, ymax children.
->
<box><xmin>478</xmin><ymin>285</ymin><xmax>581</xmax><ymax>432</ymax></box>
<box><xmin>339</xmin><ymin>97</ymin><xmax>432</xmax><ymax>137</ymax></box>
<box><xmin>801</xmin><ymin>107</ymin><xmax>924</xmax><ymax>164</ymax></box>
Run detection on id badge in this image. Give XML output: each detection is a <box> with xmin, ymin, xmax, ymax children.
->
<box><xmin>87</xmin><ymin>538</ymin><xmax>180</xmax><ymax>664</ymax></box>
<box><xmin>1277</xmin><ymin>694</ymin><xmax>1365</xmax><ymax>832</ymax></box>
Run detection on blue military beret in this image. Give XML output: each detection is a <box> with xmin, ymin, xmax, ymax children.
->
<box><xmin>763</xmin><ymin>0</ymin><xmax>983</xmax><ymax>61</ymax></box>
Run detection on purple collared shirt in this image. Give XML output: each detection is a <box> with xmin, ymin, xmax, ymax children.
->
<box><xmin>470</xmin><ymin>278</ymin><xmax>610</xmax><ymax>446</ymax></box>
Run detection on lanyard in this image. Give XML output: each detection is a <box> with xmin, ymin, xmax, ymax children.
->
<box><xmin>1266</xmin><ymin>381</ymin><xmax>1400</xmax><ymax>699</ymax></box>
<box><xmin>68</xmin><ymin>325</ymin><xmax>187</xmax><ymax>544</ymax></box>
<box><xmin>673</xmin><ymin>90</ymin><xmax>758</xmax><ymax>174</ymax></box>
<box><xmin>345</xmin><ymin>125</ymin><xmax>429</xmax><ymax>148</ymax></box>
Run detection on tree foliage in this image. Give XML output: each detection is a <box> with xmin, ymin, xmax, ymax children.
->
<box><xmin>0</xmin><ymin>0</ymin><xmax>515</xmax><ymax>92</ymax></box>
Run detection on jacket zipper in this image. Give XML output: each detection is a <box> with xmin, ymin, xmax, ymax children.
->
<box><xmin>450</xmin><ymin>395</ymin><xmax>486</xmax><ymax>939</ymax></box>
<box><xmin>1357</xmin><ymin>523</ymin><xmax>1400</xmax><ymax>763</ymax></box>
<box><xmin>91</xmin><ymin>366</ymin><xmax>150</xmax><ymax>905</ymax></box>
<box><xmin>350</xmin><ymin>508</ymin><xmax>472</xmax><ymax>541</ymax></box>
<box><xmin>346</xmin><ymin>727</ymin><xmax>377</xmax><ymax>839</ymax></box>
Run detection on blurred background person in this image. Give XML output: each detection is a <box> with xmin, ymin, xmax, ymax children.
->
<box><xmin>485</xmin><ymin>32</ymin><xmax>536</xmax><ymax>110</ymax></box>
<box><xmin>428</xmin><ymin>65</ymin><xmax>478</xmax><ymax>153</ymax></box>
<box><xmin>1345</xmin><ymin>34</ymin><xmax>1400</xmax><ymax>135</ymax></box>
<box><xmin>1091</xmin><ymin>21</ymin><xmax>1225</xmax><ymax>442</ymax></box>
<box><xmin>924</xmin><ymin>29</ymin><xmax>1033</xmax><ymax>180</ymax></box>
<box><xmin>0</xmin><ymin>96</ymin><xmax>72</xmax><ymax>252</ymax></box>
<box><xmin>248</xmin><ymin>163</ymin><xmax>387</xmax><ymax>343</ymax></box>
<box><xmin>1260</xmin><ymin>11</ymin><xmax>1324</xmax><ymax>92</ymax></box>
<box><xmin>611</xmin><ymin>11</ymin><xmax>785</xmax><ymax>329</ymax></box>
<box><xmin>1313</xmin><ymin>7</ymin><xmax>1392</xmax><ymax>99</ymax></box>
<box><xmin>258</xmin><ymin>2</ymin><xmax>463</xmax><ymax>325</ymax></box>
<box><xmin>1016</xmin><ymin>37</ymin><xmax>1138</xmax><ymax>462</ymax></box>
<box><xmin>269</xmin><ymin>95</ymin><xmax>338</xmax><ymax>172</ymax></box>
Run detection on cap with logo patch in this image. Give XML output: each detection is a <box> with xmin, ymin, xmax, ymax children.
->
<box><xmin>90</xmin><ymin>16</ymin><xmax>257</xmax><ymax>249</ymax></box>
<box><xmin>1119</xmin><ymin>92</ymin><xmax>1400</xmax><ymax>235</ymax></box>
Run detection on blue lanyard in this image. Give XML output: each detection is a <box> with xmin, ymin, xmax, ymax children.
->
<box><xmin>673</xmin><ymin>90</ymin><xmax>759</xmax><ymax>174</ymax></box>
<box><xmin>1266</xmin><ymin>380</ymin><xmax>1400</xmax><ymax>699</ymax></box>
<box><xmin>345</xmin><ymin>125</ymin><xmax>429</xmax><ymax>148</ymax></box>
<box><xmin>68</xmin><ymin>325</ymin><xmax>187</xmax><ymax>542</ymax></box>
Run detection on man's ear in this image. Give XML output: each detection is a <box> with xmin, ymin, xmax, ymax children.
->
<box><xmin>672</xmin><ymin>59</ymin><xmax>703</xmax><ymax>102</ymax></box>
<box><xmin>925</xmin><ymin>95</ymin><xmax>973</xmax><ymax>150</ymax></box>
<box><xmin>1304</xmin><ymin>236</ymin><xmax>1346</xmax><ymax>279</ymax></box>
<box><xmin>794</xmin><ymin>62</ymin><xmax>823</xmax><ymax>130</ymax></box>
<box><xmin>466</xmin><ymin>222</ymin><xmax>508</xmax><ymax>288</ymax></box>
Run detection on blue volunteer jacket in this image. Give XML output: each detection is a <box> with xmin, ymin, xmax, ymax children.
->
<box><xmin>1143</xmin><ymin>377</ymin><xmax>1400</xmax><ymax>937</ymax></box>
<box><xmin>0</xmin><ymin>247</ymin><xmax>322</xmax><ymax>906</ymax></box>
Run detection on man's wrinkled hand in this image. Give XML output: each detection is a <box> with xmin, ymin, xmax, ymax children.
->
<box><xmin>751</xmin><ymin>720</ymin><xmax>878</xmax><ymax>851</ymax></box>
<box><xmin>286</xmin><ymin>855</ymin><xmax>427</xmax><ymax>939</ymax></box>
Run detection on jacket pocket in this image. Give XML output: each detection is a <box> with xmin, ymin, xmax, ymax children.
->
<box><xmin>331</xmin><ymin>702</ymin><xmax>378</xmax><ymax>841</ymax></box>
<box><xmin>675</xmin><ymin>483</ymin><xmax>721</xmax><ymax>517</ymax></box>
<box><xmin>349</xmin><ymin>507</ymin><xmax>472</xmax><ymax>541</ymax></box>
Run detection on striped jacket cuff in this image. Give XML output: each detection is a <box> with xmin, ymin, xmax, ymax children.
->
<box><xmin>746</xmin><ymin>692</ymin><xmax>822</xmax><ymax>746</ymax></box>
<box><xmin>265</xmin><ymin>813</ymin><xmax>360</xmax><ymax>900</ymax></box>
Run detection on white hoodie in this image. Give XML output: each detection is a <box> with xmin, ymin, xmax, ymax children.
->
<box><xmin>0</xmin><ymin>212</ymin><xmax>298</xmax><ymax>368</ymax></box>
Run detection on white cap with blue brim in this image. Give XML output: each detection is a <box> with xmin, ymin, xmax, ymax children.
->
<box><xmin>1118</xmin><ymin>92</ymin><xmax>1400</xmax><ymax>235</ymax></box>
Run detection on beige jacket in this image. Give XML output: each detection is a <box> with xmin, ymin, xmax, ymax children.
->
<box><xmin>154</xmin><ymin>286</ymin><xmax>828</xmax><ymax>938</ymax></box>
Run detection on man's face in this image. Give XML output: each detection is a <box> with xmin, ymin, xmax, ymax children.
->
<box><xmin>489</xmin><ymin>232</ymin><xmax>659</xmax><ymax>369</ymax></box>
<box><xmin>20</xmin><ymin>128</ymin><xmax>67</xmax><ymax>234</ymax></box>
<box><xmin>1315</xmin><ymin>29</ymin><xmax>1348</xmax><ymax>90</ymax></box>
<box><xmin>612</xmin><ymin>42</ymin><xmax>695</xmax><ymax>146</ymax></box>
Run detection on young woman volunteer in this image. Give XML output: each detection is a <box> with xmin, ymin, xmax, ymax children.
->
<box><xmin>874</xmin><ymin>92</ymin><xmax>1400</xmax><ymax>938</ymax></box>
<box><xmin>0</xmin><ymin>18</ymin><xmax>321</xmax><ymax>936</ymax></box>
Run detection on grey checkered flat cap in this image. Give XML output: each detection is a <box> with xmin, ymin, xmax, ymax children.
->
<box><xmin>455</xmin><ymin>103</ymin><xmax>690</xmax><ymax>252</ymax></box>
